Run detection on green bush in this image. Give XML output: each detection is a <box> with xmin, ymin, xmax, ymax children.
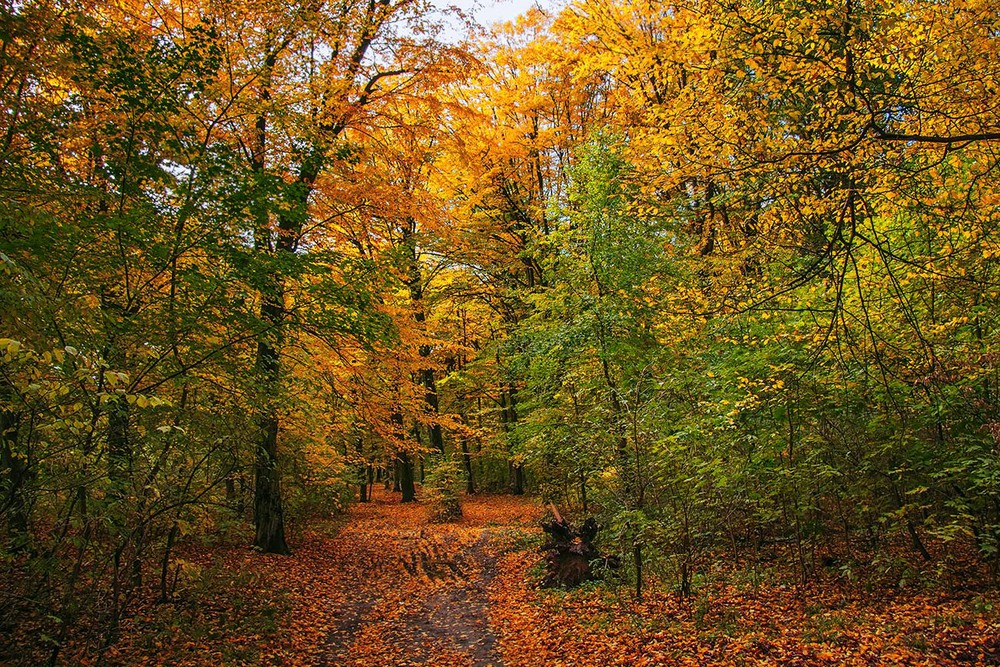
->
<box><xmin>424</xmin><ymin>456</ymin><xmax>465</xmax><ymax>522</ymax></box>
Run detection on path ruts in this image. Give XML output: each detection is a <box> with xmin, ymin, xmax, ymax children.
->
<box><xmin>317</xmin><ymin>488</ymin><xmax>539</xmax><ymax>667</ymax></box>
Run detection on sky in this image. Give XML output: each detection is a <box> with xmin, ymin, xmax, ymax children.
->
<box><xmin>435</xmin><ymin>0</ymin><xmax>557</xmax><ymax>40</ymax></box>
<box><xmin>453</xmin><ymin>0</ymin><xmax>543</xmax><ymax>27</ymax></box>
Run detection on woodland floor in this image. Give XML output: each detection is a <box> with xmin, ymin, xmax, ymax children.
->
<box><xmin>85</xmin><ymin>488</ymin><xmax>1000</xmax><ymax>667</ymax></box>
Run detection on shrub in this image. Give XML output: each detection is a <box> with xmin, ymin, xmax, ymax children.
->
<box><xmin>423</xmin><ymin>457</ymin><xmax>464</xmax><ymax>522</ymax></box>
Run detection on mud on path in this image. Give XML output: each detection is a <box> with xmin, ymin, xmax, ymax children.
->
<box><xmin>316</xmin><ymin>488</ymin><xmax>543</xmax><ymax>667</ymax></box>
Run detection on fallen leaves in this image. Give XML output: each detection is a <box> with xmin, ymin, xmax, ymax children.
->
<box><xmin>95</xmin><ymin>489</ymin><xmax>542</xmax><ymax>666</ymax></box>
<box><xmin>487</xmin><ymin>552</ymin><xmax>1000</xmax><ymax>667</ymax></box>
<box><xmin>94</xmin><ymin>491</ymin><xmax>999</xmax><ymax>666</ymax></box>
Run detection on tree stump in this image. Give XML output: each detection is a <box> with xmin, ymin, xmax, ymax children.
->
<box><xmin>539</xmin><ymin>504</ymin><xmax>618</xmax><ymax>588</ymax></box>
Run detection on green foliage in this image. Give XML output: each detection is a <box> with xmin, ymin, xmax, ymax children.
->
<box><xmin>423</xmin><ymin>456</ymin><xmax>465</xmax><ymax>522</ymax></box>
<box><xmin>498</xmin><ymin>117</ymin><xmax>1000</xmax><ymax>594</ymax></box>
<box><xmin>0</xmin><ymin>2</ymin><xmax>404</xmax><ymax>661</ymax></box>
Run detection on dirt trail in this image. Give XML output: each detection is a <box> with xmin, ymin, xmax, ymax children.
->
<box><xmin>317</xmin><ymin>488</ymin><xmax>542</xmax><ymax>667</ymax></box>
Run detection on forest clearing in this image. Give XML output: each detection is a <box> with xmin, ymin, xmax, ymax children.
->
<box><xmin>5</xmin><ymin>0</ymin><xmax>1000</xmax><ymax>663</ymax></box>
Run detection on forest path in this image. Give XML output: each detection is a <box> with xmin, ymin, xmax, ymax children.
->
<box><xmin>316</xmin><ymin>488</ymin><xmax>543</xmax><ymax>667</ymax></box>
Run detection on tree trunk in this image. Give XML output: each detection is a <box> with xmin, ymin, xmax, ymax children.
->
<box><xmin>423</xmin><ymin>371</ymin><xmax>444</xmax><ymax>454</ymax></box>
<box><xmin>107</xmin><ymin>396</ymin><xmax>131</xmax><ymax>498</ymax></box>
<box><xmin>399</xmin><ymin>452</ymin><xmax>416</xmax><ymax>503</ymax></box>
<box><xmin>403</xmin><ymin>220</ymin><xmax>445</xmax><ymax>454</ymax></box>
<box><xmin>0</xmin><ymin>398</ymin><xmax>29</xmax><ymax>550</ymax></box>
<box><xmin>247</xmin><ymin>45</ymin><xmax>324</xmax><ymax>556</ymax></box>
<box><xmin>357</xmin><ymin>437</ymin><xmax>368</xmax><ymax>502</ymax></box>
<box><xmin>512</xmin><ymin>462</ymin><xmax>524</xmax><ymax>495</ymax></box>
<box><xmin>158</xmin><ymin>522</ymin><xmax>179</xmax><ymax>603</ymax></box>
<box><xmin>634</xmin><ymin>543</ymin><xmax>643</xmax><ymax>600</ymax></box>
<box><xmin>253</xmin><ymin>343</ymin><xmax>289</xmax><ymax>554</ymax></box>
<box><xmin>507</xmin><ymin>384</ymin><xmax>524</xmax><ymax>494</ymax></box>
<box><xmin>461</xmin><ymin>433</ymin><xmax>475</xmax><ymax>494</ymax></box>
